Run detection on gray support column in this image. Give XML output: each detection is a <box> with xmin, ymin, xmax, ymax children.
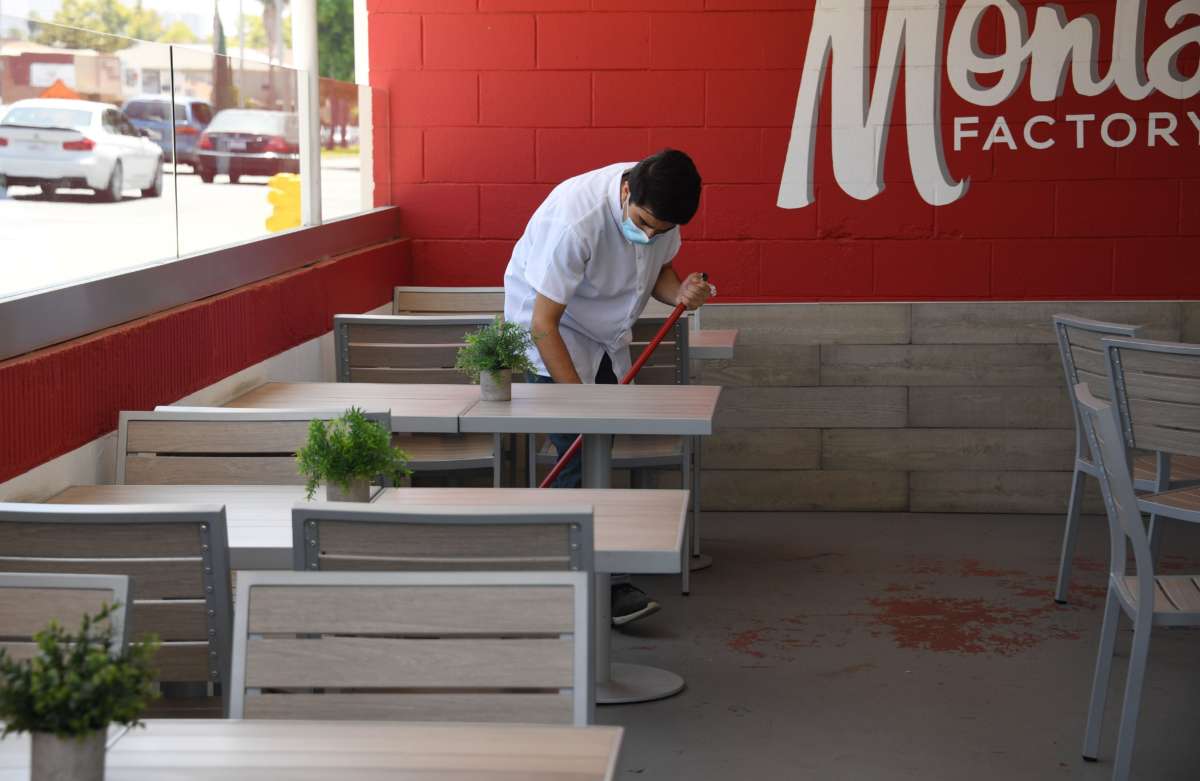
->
<box><xmin>353</xmin><ymin>0</ymin><xmax>374</xmax><ymax>209</ymax></box>
<box><xmin>292</xmin><ymin>0</ymin><xmax>321</xmax><ymax>226</ymax></box>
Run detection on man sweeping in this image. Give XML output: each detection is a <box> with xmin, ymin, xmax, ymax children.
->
<box><xmin>503</xmin><ymin>149</ymin><xmax>712</xmax><ymax>626</ymax></box>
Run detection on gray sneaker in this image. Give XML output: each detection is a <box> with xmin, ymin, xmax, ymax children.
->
<box><xmin>611</xmin><ymin>583</ymin><xmax>660</xmax><ymax>627</ymax></box>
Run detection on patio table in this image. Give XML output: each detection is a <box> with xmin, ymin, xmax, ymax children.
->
<box><xmin>460</xmin><ymin>382</ymin><xmax>721</xmax><ymax>704</ymax></box>
<box><xmin>0</xmin><ymin>719</ymin><xmax>623</xmax><ymax>780</ymax></box>
<box><xmin>222</xmin><ymin>381</ymin><xmax>478</xmax><ymax>433</ymax></box>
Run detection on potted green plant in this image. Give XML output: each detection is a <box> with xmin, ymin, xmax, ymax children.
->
<box><xmin>0</xmin><ymin>604</ymin><xmax>159</xmax><ymax>781</ymax></box>
<box><xmin>455</xmin><ymin>317</ymin><xmax>536</xmax><ymax>401</ymax></box>
<box><xmin>296</xmin><ymin>407</ymin><xmax>412</xmax><ymax>501</ymax></box>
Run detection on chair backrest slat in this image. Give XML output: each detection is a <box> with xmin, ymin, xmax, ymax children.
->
<box><xmin>0</xmin><ymin>572</ymin><xmax>131</xmax><ymax>655</ymax></box>
<box><xmin>629</xmin><ymin>315</ymin><xmax>689</xmax><ymax>387</ymax></box>
<box><xmin>335</xmin><ymin>314</ymin><xmax>494</xmax><ymax>384</ymax></box>
<box><xmin>1053</xmin><ymin>315</ymin><xmax>1141</xmax><ymax>458</ymax></box>
<box><xmin>1104</xmin><ymin>337</ymin><xmax>1200</xmax><ymax>458</ymax></box>
<box><xmin>393</xmin><ymin>287</ymin><xmax>504</xmax><ymax>315</ymax></box>
<box><xmin>0</xmin><ymin>558</ymin><xmax>201</xmax><ymax>599</ymax></box>
<box><xmin>0</xmin><ymin>504</ymin><xmax>232</xmax><ymax>697</ymax></box>
<box><xmin>292</xmin><ymin>504</ymin><xmax>593</xmax><ymax>573</ymax></box>
<box><xmin>231</xmin><ymin>571</ymin><xmax>592</xmax><ymax>725</ymax></box>
<box><xmin>119</xmin><ymin>409</ymin><xmax>389</xmax><ymax>485</ymax></box>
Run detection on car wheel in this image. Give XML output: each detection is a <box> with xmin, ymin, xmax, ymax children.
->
<box><xmin>141</xmin><ymin>161</ymin><xmax>164</xmax><ymax>198</ymax></box>
<box><xmin>98</xmin><ymin>162</ymin><xmax>123</xmax><ymax>203</ymax></box>
<box><xmin>199</xmin><ymin>167</ymin><xmax>215</xmax><ymax>184</ymax></box>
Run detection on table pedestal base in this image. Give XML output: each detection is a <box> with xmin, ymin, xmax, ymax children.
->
<box><xmin>597</xmin><ymin>663</ymin><xmax>685</xmax><ymax>705</ymax></box>
<box><xmin>689</xmin><ymin>553</ymin><xmax>713</xmax><ymax>571</ymax></box>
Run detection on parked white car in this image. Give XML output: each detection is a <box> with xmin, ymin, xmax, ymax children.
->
<box><xmin>0</xmin><ymin>98</ymin><xmax>163</xmax><ymax>201</ymax></box>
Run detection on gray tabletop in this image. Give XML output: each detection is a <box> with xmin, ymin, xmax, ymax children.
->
<box><xmin>460</xmin><ymin>383</ymin><xmax>721</xmax><ymax>436</ymax></box>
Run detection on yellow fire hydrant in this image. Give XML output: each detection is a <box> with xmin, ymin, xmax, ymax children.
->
<box><xmin>266</xmin><ymin>173</ymin><xmax>301</xmax><ymax>233</ymax></box>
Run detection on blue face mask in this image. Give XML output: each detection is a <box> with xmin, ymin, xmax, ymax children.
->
<box><xmin>621</xmin><ymin>198</ymin><xmax>657</xmax><ymax>245</ymax></box>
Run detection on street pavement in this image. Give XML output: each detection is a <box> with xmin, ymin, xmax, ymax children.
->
<box><xmin>0</xmin><ymin>164</ymin><xmax>365</xmax><ymax>301</ymax></box>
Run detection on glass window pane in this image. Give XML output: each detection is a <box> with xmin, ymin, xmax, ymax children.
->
<box><xmin>0</xmin><ymin>15</ymin><xmax>178</xmax><ymax>301</ymax></box>
<box><xmin>319</xmin><ymin>79</ymin><xmax>389</xmax><ymax>220</ymax></box>
<box><xmin>175</xmin><ymin>51</ymin><xmax>302</xmax><ymax>254</ymax></box>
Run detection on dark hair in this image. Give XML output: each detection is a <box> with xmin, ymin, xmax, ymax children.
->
<box><xmin>624</xmin><ymin>149</ymin><xmax>702</xmax><ymax>225</ymax></box>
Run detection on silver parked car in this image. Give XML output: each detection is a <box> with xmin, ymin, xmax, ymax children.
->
<box><xmin>0</xmin><ymin>98</ymin><xmax>164</xmax><ymax>201</ymax></box>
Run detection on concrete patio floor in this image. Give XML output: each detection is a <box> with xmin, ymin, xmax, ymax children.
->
<box><xmin>604</xmin><ymin>512</ymin><xmax>1200</xmax><ymax>780</ymax></box>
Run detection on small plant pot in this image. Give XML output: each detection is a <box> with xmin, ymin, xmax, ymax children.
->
<box><xmin>325</xmin><ymin>478</ymin><xmax>371</xmax><ymax>502</ymax></box>
<box><xmin>480</xmin><ymin>369</ymin><xmax>512</xmax><ymax>401</ymax></box>
<box><xmin>31</xmin><ymin>730</ymin><xmax>106</xmax><ymax>781</ymax></box>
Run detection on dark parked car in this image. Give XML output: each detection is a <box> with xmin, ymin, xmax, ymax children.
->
<box><xmin>122</xmin><ymin>95</ymin><xmax>212</xmax><ymax>168</ymax></box>
<box><xmin>196</xmin><ymin>109</ymin><xmax>300</xmax><ymax>183</ymax></box>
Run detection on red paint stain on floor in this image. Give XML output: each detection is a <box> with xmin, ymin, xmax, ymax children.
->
<box><xmin>959</xmin><ymin>559</ymin><xmax>1026</xmax><ymax>579</ymax></box>
<box><xmin>728</xmin><ymin>630</ymin><xmax>767</xmax><ymax>658</ymax></box>
<box><xmin>867</xmin><ymin>596</ymin><xmax>1069</xmax><ymax>655</ymax></box>
<box><xmin>867</xmin><ymin>556</ymin><xmax>1101</xmax><ymax>655</ymax></box>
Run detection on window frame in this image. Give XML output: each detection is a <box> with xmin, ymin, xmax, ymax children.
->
<box><xmin>0</xmin><ymin>208</ymin><xmax>399</xmax><ymax>362</ymax></box>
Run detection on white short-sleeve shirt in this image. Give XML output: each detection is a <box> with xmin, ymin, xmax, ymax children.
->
<box><xmin>503</xmin><ymin>162</ymin><xmax>682</xmax><ymax>381</ymax></box>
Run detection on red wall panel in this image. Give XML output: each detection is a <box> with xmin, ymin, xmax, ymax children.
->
<box><xmin>369</xmin><ymin>1</ymin><xmax>1200</xmax><ymax>301</ymax></box>
<box><xmin>0</xmin><ymin>240</ymin><xmax>411</xmax><ymax>486</ymax></box>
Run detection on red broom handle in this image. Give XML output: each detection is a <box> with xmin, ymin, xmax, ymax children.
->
<box><xmin>538</xmin><ymin>274</ymin><xmax>704</xmax><ymax>489</ymax></box>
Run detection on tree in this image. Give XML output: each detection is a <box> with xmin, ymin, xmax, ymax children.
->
<box><xmin>158</xmin><ymin>21</ymin><xmax>198</xmax><ymax>44</ymax></box>
<box><xmin>211</xmin><ymin>10</ymin><xmax>236</xmax><ymax>111</ymax></box>
<box><xmin>126</xmin><ymin>1</ymin><xmax>164</xmax><ymax>41</ymax></box>
<box><xmin>317</xmin><ymin>0</ymin><xmax>354</xmax><ymax>82</ymax></box>
<box><xmin>30</xmin><ymin>0</ymin><xmax>163</xmax><ymax>52</ymax></box>
<box><xmin>229</xmin><ymin>13</ymin><xmax>289</xmax><ymax>52</ymax></box>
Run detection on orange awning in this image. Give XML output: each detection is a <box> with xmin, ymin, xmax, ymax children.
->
<box><xmin>39</xmin><ymin>79</ymin><xmax>81</xmax><ymax>100</ymax></box>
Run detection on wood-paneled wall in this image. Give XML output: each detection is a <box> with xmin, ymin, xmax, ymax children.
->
<box><xmin>688</xmin><ymin>301</ymin><xmax>1199</xmax><ymax>514</ymax></box>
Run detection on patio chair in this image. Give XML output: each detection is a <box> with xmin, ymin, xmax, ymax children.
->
<box><xmin>1073</xmin><ymin>384</ymin><xmax>1200</xmax><ymax>781</ymax></box>
<box><xmin>333</xmin><ymin>314</ymin><xmax>502</xmax><ymax>486</ymax></box>
<box><xmin>0</xmin><ymin>572</ymin><xmax>131</xmax><ymax>658</ymax></box>
<box><xmin>1051</xmin><ymin>315</ymin><xmax>1200</xmax><ymax>603</ymax></box>
<box><xmin>291</xmin><ymin>502</ymin><xmax>593</xmax><ymax>573</ymax></box>
<box><xmin>1102</xmin><ymin>337</ymin><xmax>1200</xmax><ymax>559</ymax></box>
<box><xmin>529</xmin><ymin>315</ymin><xmax>697</xmax><ymax>594</ymax></box>
<box><xmin>122</xmin><ymin>408</ymin><xmax>391</xmax><ymax>485</ymax></box>
<box><xmin>229</xmin><ymin>570</ymin><xmax>593</xmax><ymax>724</ymax></box>
<box><xmin>0</xmin><ymin>503</ymin><xmax>233</xmax><ymax>715</ymax></box>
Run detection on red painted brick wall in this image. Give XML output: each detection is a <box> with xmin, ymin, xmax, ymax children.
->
<box><xmin>0</xmin><ymin>240</ymin><xmax>412</xmax><ymax>485</ymax></box>
<box><xmin>369</xmin><ymin>0</ymin><xmax>1200</xmax><ymax>301</ymax></box>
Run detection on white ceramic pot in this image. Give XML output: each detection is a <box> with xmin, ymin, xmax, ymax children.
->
<box><xmin>480</xmin><ymin>369</ymin><xmax>512</xmax><ymax>401</ymax></box>
<box><xmin>31</xmin><ymin>730</ymin><xmax>105</xmax><ymax>781</ymax></box>
<box><xmin>325</xmin><ymin>478</ymin><xmax>371</xmax><ymax>502</ymax></box>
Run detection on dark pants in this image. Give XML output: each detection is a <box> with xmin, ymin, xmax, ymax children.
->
<box><xmin>530</xmin><ymin>353</ymin><xmax>618</xmax><ymax>489</ymax></box>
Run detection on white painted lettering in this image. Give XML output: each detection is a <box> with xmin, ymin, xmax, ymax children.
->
<box><xmin>1188</xmin><ymin>111</ymin><xmax>1200</xmax><ymax>141</ymax></box>
<box><xmin>947</xmin><ymin>0</ymin><xmax>1029</xmax><ymax>107</ymax></box>
<box><xmin>1065</xmin><ymin>113</ymin><xmax>1096</xmax><ymax>148</ymax></box>
<box><xmin>780</xmin><ymin>0</ymin><xmax>1200</xmax><ymax>206</ymax></box>
<box><xmin>983</xmin><ymin>116</ymin><xmax>1019</xmax><ymax>150</ymax></box>
<box><xmin>1101</xmin><ymin>113</ymin><xmax>1137</xmax><ymax>147</ymax></box>
<box><xmin>1023</xmin><ymin>115</ymin><xmax>1056</xmax><ymax>149</ymax></box>
<box><xmin>1026</xmin><ymin>5</ymin><xmax>1111</xmax><ymax>100</ymax></box>
<box><xmin>778</xmin><ymin>1</ymin><xmax>965</xmax><ymax>208</ymax></box>
<box><xmin>954</xmin><ymin>116</ymin><xmax>980</xmax><ymax>151</ymax></box>
<box><xmin>1147</xmin><ymin>0</ymin><xmax>1200</xmax><ymax>99</ymax></box>
<box><xmin>1148</xmin><ymin>112</ymin><xmax>1180</xmax><ymax>147</ymax></box>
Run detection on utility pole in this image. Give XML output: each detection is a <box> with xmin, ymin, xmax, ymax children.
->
<box><xmin>237</xmin><ymin>0</ymin><xmax>244</xmax><ymax>105</ymax></box>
